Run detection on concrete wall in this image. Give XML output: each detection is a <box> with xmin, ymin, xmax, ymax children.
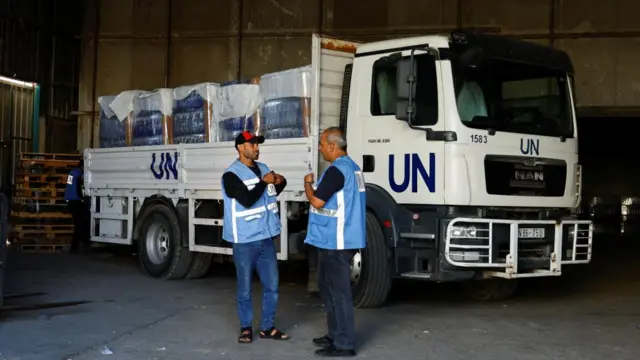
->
<box><xmin>76</xmin><ymin>0</ymin><xmax>640</xmax><ymax>150</ymax></box>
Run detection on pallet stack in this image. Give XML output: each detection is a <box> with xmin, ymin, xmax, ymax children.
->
<box><xmin>10</xmin><ymin>152</ymin><xmax>82</xmax><ymax>253</ymax></box>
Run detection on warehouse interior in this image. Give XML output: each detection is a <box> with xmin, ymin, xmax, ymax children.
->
<box><xmin>2</xmin><ymin>0</ymin><xmax>640</xmax><ymax>358</ymax></box>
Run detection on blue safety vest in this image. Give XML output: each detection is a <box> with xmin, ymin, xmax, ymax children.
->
<box><xmin>64</xmin><ymin>168</ymin><xmax>83</xmax><ymax>201</ymax></box>
<box><xmin>304</xmin><ymin>155</ymin><xmax>367</xmax><ymax>250</ymax></box>
<box><xmin>222</xmin><ymin>159</ymin><xmax>281</xmax><ymax>243</ymax></box>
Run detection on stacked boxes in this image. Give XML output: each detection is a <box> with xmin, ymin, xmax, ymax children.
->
<box><xmin>97</xmin><ymin>65</ymin><xmax>313</xmax><ymax>147</ymax></box>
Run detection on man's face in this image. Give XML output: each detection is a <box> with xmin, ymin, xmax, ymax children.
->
<box><xmin>239</xmin><ymin>141</ymin><xmax>260</xmax><ymax>160</ymax></box>
<box><xmin>318</xmin><ymin>133</ymin><xmax>331</xmax><ymax>162</ymax></box>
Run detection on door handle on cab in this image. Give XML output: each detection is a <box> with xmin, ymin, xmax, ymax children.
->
<box><xmin>363</xmin><ymin>155</ymin><xmax>375</xmax><ymax>173</ymax></box>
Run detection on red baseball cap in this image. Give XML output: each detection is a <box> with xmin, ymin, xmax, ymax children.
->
<box><xmin>235</xmin><ymin>131</ymin><xmax>265</xmax><ymax>147</ymax></box>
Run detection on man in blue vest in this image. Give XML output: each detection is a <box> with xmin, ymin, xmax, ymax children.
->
<box><xmin>64</xmin><ymin>158</ymin><xmax>90</xmax><ymax>253</ymax></box>
<box><xmin>303</xmin><ymin>126</ymin><xmax>366</xmax><ymax>357</ymax></box>
<box><xmin>221</xmin><ymin>130</ymin><xmax>290</xmax><ymax>344</ymax></box>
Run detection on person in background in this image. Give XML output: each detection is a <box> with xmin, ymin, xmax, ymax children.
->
<box><xmin>64</xmin><ymin>158</ymin><xmax>90</xmax><ymax>253</ymax></box>
<box><xmin>303</xmin><ymin>126</ymin><xmax>366</xmax><ymax>357</ymax></box>
<box><xmin>221</xmin><ymin>130</ymin><xmax>290</xmax><ymax>344</ymax></box>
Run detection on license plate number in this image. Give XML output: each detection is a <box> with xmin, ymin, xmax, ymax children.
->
<box><xmin>518</xmin><ymin>227</ymin><xmax>545</xmax><ymax>238</ymax></box>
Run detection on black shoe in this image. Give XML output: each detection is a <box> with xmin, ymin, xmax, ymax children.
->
<box><xmin>313</xmin><ymin>335</ymin><xmax>333</xmax><ymax>347</ymax></box>
<box><xmin>315</xmin><ymin>344</ymin><xmax>356</xmax><ymax>357</ymax></box>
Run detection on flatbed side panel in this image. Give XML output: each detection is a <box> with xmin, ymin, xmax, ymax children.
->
<box><xmin>86</xmin><ymin>145</ymin><xmax>181</xmax><ymax>190</ymax></box>
<box><xmin>312</xmin><ymin>34</ymin><xmax>358</xmax><ymax>173</ymax></box>
<box><xmin>182</xmin><ymin>138</ymin><xmax>313</xmax><ymax>192</ymax></box>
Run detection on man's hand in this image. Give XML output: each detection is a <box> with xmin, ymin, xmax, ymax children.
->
<box><xmin>263</xmin><ymin>171</ymin><xmax>276</xmax><ymax>184</ymax></box>
<box><xmin>274</xmin><ymin>173</ymin><xmax>284</xmax><ymax>185</ymax></box>
<box><xmin>304</xmin><ymin>173</ymin><xmax>314</xmax><ymax>184</ymax></box>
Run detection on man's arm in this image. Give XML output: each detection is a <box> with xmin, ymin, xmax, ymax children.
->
<box><xmin>274</xmin><ymin>175</ymin><xmax>287</xmax><ymax>195</ymax></box>
<box><xmin>77</xmin><ymin>175</ymin><xmax>84</xmax><ymax>199</ymax></box>
<box><xmin>304</xmin><ymin>167</ymin><xmax>344</xmax><ymax>209</ymax></box>
<box><xmin>223</xmin><ymin>172</ymin><xmax>268</xmax><ymax>208</ymax></box>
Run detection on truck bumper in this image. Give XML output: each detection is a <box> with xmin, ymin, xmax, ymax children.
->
<box><xmin>443</xmin><ymin>217</ymin><xmax>593</xmax><ymax>279</ymax></box>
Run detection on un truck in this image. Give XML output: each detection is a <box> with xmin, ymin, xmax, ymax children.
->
<box><xmin>84</xmin><ymin>31</ymin><xmax>592</xmax><ymax>308</ymax></box>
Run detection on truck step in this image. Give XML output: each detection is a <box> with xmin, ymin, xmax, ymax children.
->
<box><xmin>400</xmin><ymin>271</ymin><xmax>432</xmax><ymax>279</ymax></box>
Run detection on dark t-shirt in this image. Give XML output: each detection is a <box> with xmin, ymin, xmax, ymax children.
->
<box><xmin>314</xmin><ymin>166</ymin><xmax>345</xmax><ymax>202</ymax></box>
<box><xmin>222</xmin><ymin>164</ymin><xmax>287</xmax><ymax>208</ymax></box>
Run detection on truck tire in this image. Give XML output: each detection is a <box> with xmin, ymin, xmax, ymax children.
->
<box><xmin>351</xmin><ymin>211</ymin><xmax>393</xmax><ymax>308</ymax></box>
<box><xmin>185</xmin><ymin>253</ymin><xmax>213</xmax><ymax>279</ymax></box>
<box><xmin>464</xmin><ymin>279</ymin><xmax>519</xmax><ymax>301</ymax></box>
<box><xmin>138</xmin><ymin>203</ymin><xmax>192</xmax><ymax>280</ymax></box>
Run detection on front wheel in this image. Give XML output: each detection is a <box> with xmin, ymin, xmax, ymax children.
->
<box><xmin>351</xmin><ymin>211</ymin><xmax>393</xmax><ymax>308</ymax></box>
<box><xmin>137</xmin><ymin>203</ymin><xmax>192</xmax><ymax>280</ymax></box>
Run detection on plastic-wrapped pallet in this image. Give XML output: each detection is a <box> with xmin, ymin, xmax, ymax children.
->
<box><xmin>98</xmin><ymin>95</ymin><xmax>128</xmax><ymax>148</ymax></box>
<box><xmin>254</xmin><ymin>66</ymin><xmax>311</xmax><ymax>140</ymax></box>
<box><xmin>216</xmin><ymin>82</ymin><xmax>262</xmax><ymax>142</ymax></box>
<box><xmin>172</xmin><ymin>83</ymin><xmax>218</xmax><ymax>144</ymax></box>
<box><xmin>110</xmin><ymin>90</ymin><xmax>146</xmax><ymax>146</ymax></box>
<box><xmin>131</xmin><ymin>89</ymin><xmax>174</xmax><ymax>146</ymax></box>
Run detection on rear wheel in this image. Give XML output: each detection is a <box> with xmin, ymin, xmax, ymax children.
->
<box><xmin>138</xmin><ymin>203</ymin><xmax>192</xmax><ymax>280</ymax></box>
<box><xmin>351</xmin><ymin>211</ymin><xmax>393</xmax><ymax>308</ymax></box>
<box><xmin>186</xmin><ymin>253</ymin><xmax>214</xmax><ymax>279</ymax></box>
<box><xmin>464</xmin><ymin>279</ymin><xmax>519</xmax><ymax>301</ymax></box>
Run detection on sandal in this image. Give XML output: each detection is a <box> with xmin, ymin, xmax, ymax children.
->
<box><xmin>238</xmin><ymin>327</ymin><xmax>253</xmax><ymax>344</ymax></box>
<box><xmin>260</xmin><ymin>326</ymin><xmax>290</xmax><ymax>340</ymax></box>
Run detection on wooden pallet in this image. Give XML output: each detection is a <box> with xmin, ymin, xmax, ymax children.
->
<box><xmin>19</xmin><ymin>244</ymin><xmax>69</xmax><ymax>253</ymax></box>
<box><xmin>13</xmin><ymin>235</ymin><xmax>72</xmax><ymax>245</ymax></box>
<box><xmin>12</xmin><ymin>196</ymin><xmax>68</xmax><ymax>206</ymax></box>
<box><xmin>19</xmin><ymin>153</ymin><xmax>81</xmax><ymax>170</ymax></box>
<box><xmin>10</xmin><ymin>211</ymin><xmax>72</xmax><ymax>219</ymax></box>
<box><xmin>12</xmin><ymin>224</ymin><xmax>74</xmax><ymax>233</ymax></box>
<box><xmin>11</xmin><ymin>224</ymin><xmax>74</xmax><ymax>242</ymax></box>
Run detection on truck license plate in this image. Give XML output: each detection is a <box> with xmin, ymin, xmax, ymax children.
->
<box><xmin>518</xmin><ymin>228</ymin><xmax>545</xmax><ymax>238</ymax></box>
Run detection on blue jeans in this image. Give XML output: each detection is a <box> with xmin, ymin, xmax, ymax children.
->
<box><xmin>318</xmin><ymin>247</ymin><xmax>357</xmax><ymax>350</ymax></box>
<box><xmin>232</xmin><ymin>238</ymin><xmax>279</xmax><ymax>330</ymax></box>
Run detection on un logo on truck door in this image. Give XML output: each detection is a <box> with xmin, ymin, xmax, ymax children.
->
<box><xmin>388</xmin><ymin>153</ymin><xmax>436</xmax><ymax>193</ymax></box>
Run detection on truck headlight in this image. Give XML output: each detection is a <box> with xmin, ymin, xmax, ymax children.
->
<box><xmin>451</xmin><ymin>225</ymin><xmax>478</xmax><ymax>238</ymax></box>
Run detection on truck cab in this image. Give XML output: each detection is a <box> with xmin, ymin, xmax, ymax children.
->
<box><xmin>341</xmin><ymin>30</ymin><xmax>592</xmax><ymax>302</ymax></box>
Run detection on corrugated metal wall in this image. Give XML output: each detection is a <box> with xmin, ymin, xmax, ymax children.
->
<box><xmin>0</xmin><ymin>0</ymin><xmax>83</xmax><ymax>154</ymax></box>
<box><xmin>0</xmin><ymin>84</ymin><xmax>34</xmax><ymax>190</ymax></box>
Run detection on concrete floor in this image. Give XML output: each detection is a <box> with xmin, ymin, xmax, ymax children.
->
<box><xmin>1</xmin><ymin>241</ymin><xmax>640</xmax><ymax>360</ymax></box>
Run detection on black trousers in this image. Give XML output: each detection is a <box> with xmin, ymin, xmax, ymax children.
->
<box><xmin>67</xmin><ymin>200</ymin><xmax>90</xmax><ymax>251</ymax></box>
<box><xmin>317</xmin><ymin>247</ymin><xmax>357</xmax><ymax>350</ymax></box>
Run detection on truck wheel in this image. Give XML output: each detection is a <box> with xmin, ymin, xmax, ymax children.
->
<box><xmin>351</xmin><ymin>211</ymin><xmax>393</xmax><ymax>308</ymax></box>
<box><xmin>138</xmin><ymin>203</ymin><xmax>192</xmax><ymax>280</ymax></box>
<box><xmin>185</xmin><ymin>253</ymin><xmax>213</xmax><ymax>279</ymax></box>
<box><xmin>464</xmin><ymin>279</ymin><xmax>519</xmax><ymax>301</ymax></box>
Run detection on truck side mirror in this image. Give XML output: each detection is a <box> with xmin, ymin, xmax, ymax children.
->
<box><xmin>395</xmin><ymin>58</ymin><xmax>416</xmax><ymax>122</ymax></box>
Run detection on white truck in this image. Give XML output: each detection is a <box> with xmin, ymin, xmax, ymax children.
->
<box><xmin>84</xmin><ymin>31</ymin><xmax>592</xmax><ymax>308</ymax></box>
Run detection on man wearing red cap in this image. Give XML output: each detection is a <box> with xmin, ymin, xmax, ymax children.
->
<box><xmin>221</xmin><ymin>131</ymin><xmax>290</xmax><ymax>344</ymax></box>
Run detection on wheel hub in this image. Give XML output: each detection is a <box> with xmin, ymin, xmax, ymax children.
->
<box><xmin>145</xmin><ymin>223</ymin><xmax>170</xmax><ymax>265</ymax></box>
<box><xmin>350</xmin><ymin>250</ymin><xmax>362</xmax><ymax>284</ymax></box>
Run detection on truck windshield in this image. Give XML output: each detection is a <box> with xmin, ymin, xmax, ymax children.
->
<box><xmin>452</xmin><ymin>58</ymin><xmax>574</xmax><ymax>138</ymax></box>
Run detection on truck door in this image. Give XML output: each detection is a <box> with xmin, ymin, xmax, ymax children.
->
<box><xmin>350</xmin><ymin>49</ymin><xmax>445</xmax><ymax>205</ymax></box>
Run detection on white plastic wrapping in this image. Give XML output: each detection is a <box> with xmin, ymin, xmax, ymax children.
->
<box><xmin>216</xmin><ymin>83</ymin><xmax>262</xmax><ymax>142</ymax></box>
<box><xmin>253</xmin><ymin>66</ymin><xmax>312</xmax><ymax>139</ymax></box>
<box><xmin>111</xmin><ymin>90</ymin><xmax>145</xmax><ymax>122</ymax></box>
<box><xmin>172</xmin><ymin>83</ymin><xmax>219</xmax><ymax>144</ymax></box>
<box><xmin>133</xmin><ymin>88</ymin><xmax>174</xmax><ymax>116</ymax></box>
